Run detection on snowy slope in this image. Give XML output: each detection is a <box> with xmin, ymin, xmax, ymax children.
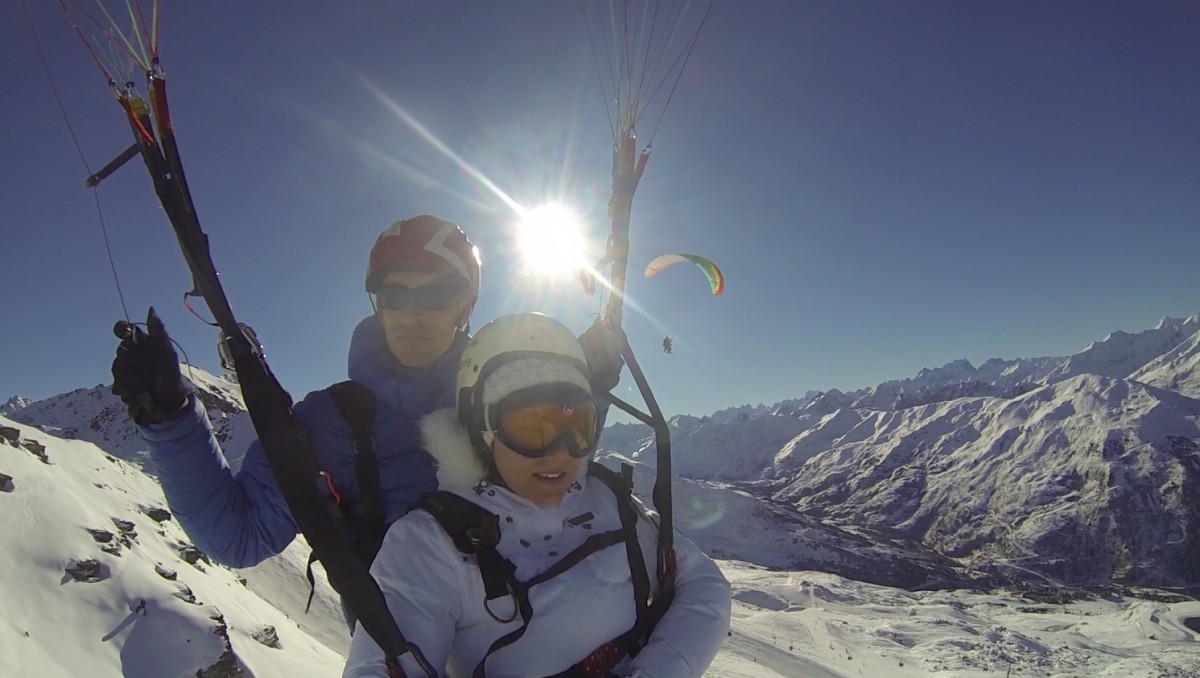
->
<box><xmin>5</xmin><ymin>314</ymin><xmax>1200</xmax><ymax>675</ymax></box>
<box><xmin>3</xmin><ymin>372</ymin><xmax>351</xmax><ymax>655</ymax></box>
<box><xmin>8</xmin><ymin>361</ymin><xmax>992</xmax><ymax>595</ymax></box>
<box><xmin>716</xmin><ymin>565</ymin><xmax>1200</xmax><ymax>677</ymax></box>
<box><xmin>1132</xmin><ymin>328</ymin><xmax>1200</xmax><ymax>399</ymax></box>
<box><xmin>621</xmin><ymin>414</ymin><xmax>816</xmax><ymax>481</ymax></box>
<box><xmin>0</xmin><ymin>415</ymin><xmax>345</xmax><ymax>676</ymax></box>
<box><xmin>5</xmin><ymin>416</ymin><xmax>1198</xmax><ymax>677</ymax></box>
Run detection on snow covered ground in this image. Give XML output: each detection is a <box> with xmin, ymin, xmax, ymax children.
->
<box><xmin>716</xmin><ymin>565</ymin><xmax>1200</xmax><ymax>677</ymax></box>
<box><xmin>4</xmin><ymin>415</ymin><xmax>1198</xmax><ymax>676</ymax></box>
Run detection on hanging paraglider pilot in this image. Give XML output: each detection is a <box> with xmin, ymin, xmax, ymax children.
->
<box><xmin>663</xmin><ymin>335</ymin><xmax>673</xmax><ymax>354</ymax></box>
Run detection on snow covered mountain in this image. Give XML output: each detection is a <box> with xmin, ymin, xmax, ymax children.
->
<box><xmin>1046</xmin><ymin>315</ymin><xmax>1200</xmax><ymax>384</ymax></box>
<box><xmin>4</xmin><ymin>313</ymin><xmax>1200</xmax><ymax>675</ymax></box>
<box><xmin>5</xmin><ymin>411</ymin><xmax>1198</xmax><ymax>677</ymax></box>
<box><xmin>1131</xmin><ymin>326</ymin><xmax>1200</xmax><ymax>399</ymax></box>
<box><xmin>7</xmin><ymin>364</ymin><xmax>987</xmax><ymax>593</ymax></box>
<box><xmin>774</xmin><ymin>374</ymin><xmax>1200</xmax><ymax>587</ymax></box>
<box><xmin>4</xmin><ymin>368</ymin><xmax>255</xmax><ymax>473</ymax></box>
<box><xmin>9</xmin><ymin>315</ymin><xmax>1200</xmax><ymax>592</ymax></box>
<box><xmin>599</xmin><ymin>315</ymin><xmax>1200</xmax><ymax>589</ymax></box>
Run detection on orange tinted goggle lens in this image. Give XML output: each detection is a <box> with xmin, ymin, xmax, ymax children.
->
<box><xmin>498</xmin><ymin>402</ymin><xmax>597</xmax><ymax>458</ymax></box>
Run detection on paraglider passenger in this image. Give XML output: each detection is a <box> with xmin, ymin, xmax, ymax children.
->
<box><xmin>343</xmin><ymin>312</ymin><xmax>731</xmax><ymax>677</ymax></box>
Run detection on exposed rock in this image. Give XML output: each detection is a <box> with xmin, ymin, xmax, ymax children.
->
<box><xmin>0</xmin><ymin>472</ymin><xmax>14</xmax><ymax>492</ymax></box>
<box><xmin>65</xmin><ymin>558</ymin><xmax>104</xmax><ymax>582</ymax></box>
<box><xmin>87</xmin><ymin>529</ymin><xmax>115</xmax><ymax>543</ymax></box>
<box><xmin>196</xmin><ymin>614</ymin><xmax>244</xmax><ymax>678</ymax></box>
<box><xmin>179</xmin><ymin>546</ymin><xmax>210</xmax><ymax>567</ymax></box>
<box><xmin>155</xmin><ymin>563</ymin><xmax>177</xmax><ymax>581</ymax></box>
<box><xmin>0</xmin><ymin>426</ymin><xmax>19</xmax><ymax>445</ymax></box>
<box><xmin>172</xmin><ymin>583</ymin><xmax>199</xmax><ymax>605</ymax></box>
<box><xmin>21</xmin><ymin>439</ymin><xmax>49</xmax><ymax>464</ymax></box>
<box><xmin>112</xmin><ymin>518</ymin><xmax>137</xmax><ymax>546</ymax></box>
<box><xmin>250</xmin><ymin>625</ymin><xmax>282</xmax><ymax>649</ymax></box>
<box><xmin>145</xmin><ymin>507</ymin><xmax>173</xmax><ymax>523</ymax></box>
<box><xmin>1011</xmin><ymin>585</ymin><xmax>1097</xmax><ymax>605</ymax></box>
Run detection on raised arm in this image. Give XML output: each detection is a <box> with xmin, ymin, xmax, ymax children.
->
<box><xmin>113</xmin><ymin>309</ymin><xmax>297</xmax><ymax>568</ymax></box>
<box><xmin>142</xmin><ymin>398</ymin><xmax>298</xmax><ymax>567</ymax></box>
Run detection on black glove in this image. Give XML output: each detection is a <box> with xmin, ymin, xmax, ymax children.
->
<box><xmin>579</xmin><ymin>319</ymin><xmax>625</xmax><ymax>394</ymax></box>
<box><xmin>111</xmin><ymin>307</ymin><xmax>190</xmax><ymax>426</ymax></box>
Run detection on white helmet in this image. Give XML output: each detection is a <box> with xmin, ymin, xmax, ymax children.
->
<box><xmin>457</xmin><ymin>313</ymin><xmax>592</xmax><ymax>450</ymax></box>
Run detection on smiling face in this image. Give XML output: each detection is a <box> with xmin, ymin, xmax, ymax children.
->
<box><xmin>376</xmin><ymin>269</ymin><xmax>473</xmax><ymax>368</ymax></box>
<box><xmin>490</xmin><ymin>437</ymin><xmax>583</xmax><ymax>507</ymax></box>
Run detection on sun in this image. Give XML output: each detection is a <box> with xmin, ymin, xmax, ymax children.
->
<box><xmin>515</xmin><ymin>203</ymin><xmax>589</xmax><ymax>276</ymax></box>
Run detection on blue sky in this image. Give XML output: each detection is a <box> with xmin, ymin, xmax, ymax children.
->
<box><xmin>3</xmin><ymin>1</ymin><xmax>1199</xmax><ymax>422</ymax></box>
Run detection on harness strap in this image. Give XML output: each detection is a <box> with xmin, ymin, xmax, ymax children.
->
<box><xmin>327</xmin><ymin>380</ymin><xmax>383</xmax><ymax>525</ymax></box>
<box><xmin>544</xmin><ymin>462</ymin><xmax>659</xmax><ymax>677</ymax></box>
<box><xmin>525</xmin><ymin>529</ymin><xmax>628</xmax><ymax>587</ymax></box>
<box><xmin>305</xmin><ymin>381</ymin><xmax>385</xmax><ymax>613</ymax></box>
<box><xmin>609</xmin><ymin>465</ymin><xmax>653</xmax><ymax>638</ymax></box>
<box><xmin>416</xmin><ymin>461</ymin><xmax>664</xmax><ymax>677</ymax></box>
<box><xmin>414</xmin><ymin>492</ymin><xmax>514</xmax><ymax>603</ymax></box>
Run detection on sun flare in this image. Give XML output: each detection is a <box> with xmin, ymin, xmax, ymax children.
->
<box><xmin>516</xmin><ymin>203</ymin><xmax>588</xmax><ymax>276</ymax></box>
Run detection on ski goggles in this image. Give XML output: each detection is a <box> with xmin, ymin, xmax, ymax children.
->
<box><xmin>376</xmin><ymin>282</ymin><xmax>465</xmax><ymax>311</ymax></box>
<box><xmin>490</xmin><ymin>394</ymin><xmax>598</xmax><ymax>458</ymax></box>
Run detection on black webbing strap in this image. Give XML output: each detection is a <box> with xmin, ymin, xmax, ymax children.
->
<box><xmin>596</xmin><ymin>463</ymin><xmax>653</xmax><ymax>638</ymax></box>
<box><xmin>466</xmin><ymin>530</ymin><xmax>632</xmax><ymax>678</ymax></box>
<box><xmin>326</xmin><ymin>380</ymin><xmax>388</xmax><ymax>563</ymax></box>
<box><xmin>415</xmin><ymin>462</ymin><xmax>664</xmax><ymax>678</ymax></box>
<box><xmin>542</xmin><ymin>463</ymin><xmax>659</xmax><ymax>677</ymax></box>
<box><xmin>328</xmin><ymin>381</ymin><xmax>380</xmax><ymax>510</ymax></box>
<box><xmin>231</xmin><ymin>356</ymin><xmax>434</xmax><ymax>676</ymax></box>
<box><xmin>305</xmin><ymin>380</ymin><xmax>387</xmax><ymax>614</ymax></box>
<box><xmin>414</xmin><ymin>491</ymin><xmax>514</xmax><ymax>603</ymax></box>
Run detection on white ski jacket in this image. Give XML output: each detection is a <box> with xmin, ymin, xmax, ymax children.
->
<box><xmin>343</xmin><ymin>409</ymin><xmax>731</xmax><ymax>677</ymax></box>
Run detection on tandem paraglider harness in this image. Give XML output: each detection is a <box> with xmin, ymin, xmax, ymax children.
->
<box><xmin>318</xmin><ymin>380</ymin><xmax>672</xmax><ymax>677</ymax></box>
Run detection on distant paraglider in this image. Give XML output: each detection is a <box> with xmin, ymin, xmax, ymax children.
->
<box><xmin>662</xmin><ymin>335</ymin><xmax>673</xmax><ymax>354</ymax></box>
<box><xmin>644</xmin><ymin>253</ymin><xmax>725</xmax><ymax>296</ymax></box>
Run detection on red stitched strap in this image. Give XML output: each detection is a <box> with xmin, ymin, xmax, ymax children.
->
<box><xmin>573</xmin><ymin>639</ymin><xmax>625</xmax><ymax>677</ymax></box>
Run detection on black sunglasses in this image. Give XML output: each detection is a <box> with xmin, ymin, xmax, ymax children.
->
<box><xmin>376</xmin><ymin>282</ymin><xmax>465</xmax><ymax>311</ymax></box>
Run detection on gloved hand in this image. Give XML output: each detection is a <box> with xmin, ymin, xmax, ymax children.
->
<box><xmin>111</xmin><ymin>307</ymin><xmax>191</xmax><ymax>426</ymax></box>
<box><xmin>578</xmin><ymin>318</ymin><xmax>625</xmax><ymax>394</ymax></box>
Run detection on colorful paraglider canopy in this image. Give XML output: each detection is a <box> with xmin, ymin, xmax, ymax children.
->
<box><xmin>644</xmin><ymin>253</ymin><xmax>724</xmax><ymax>296</ymax></box>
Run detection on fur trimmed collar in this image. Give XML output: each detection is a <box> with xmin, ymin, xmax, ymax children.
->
<box><xmin>419</xmin><ymin>408</ymin><xmax>594</xmax><ymax>499</ymax></box>
<box><xmin>419</xmin><ymin>408</ymin><xmax>490</xmax><ymax>495</ymax></box>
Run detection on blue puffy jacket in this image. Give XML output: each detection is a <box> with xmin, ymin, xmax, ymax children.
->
<box><xmin>141</xmin><ymin>315</ymin><xmax>463</xmax><ymax>568</ymax></box>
